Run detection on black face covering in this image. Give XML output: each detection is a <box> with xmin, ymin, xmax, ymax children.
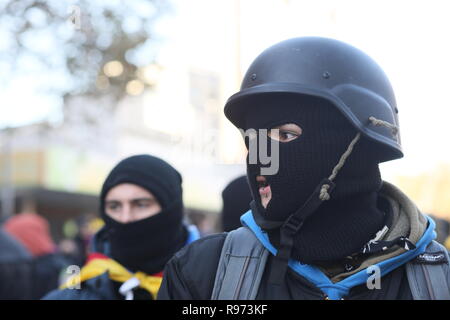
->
<box><xmin>243</xmin><ymin>94</ymin><xmax>385</xmax><ymax>264</ymax></box>
<box><xmin>103</xmin><ymin>200</ymin><xmax>186</xmax><ymax>274</ymax></box>
<box><xmin>99</xmin><ymin>155</ymin><xmax>186</xmax><ymax>274</ymax></box>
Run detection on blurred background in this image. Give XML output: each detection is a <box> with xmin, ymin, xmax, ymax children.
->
<box><xmin>0</xmin><ymin>0</ymin><xmax>449</xmax><ymax>250</ymax></box>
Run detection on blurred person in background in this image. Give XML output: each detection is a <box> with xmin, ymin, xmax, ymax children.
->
<box><xmin>58</xmin><ymin>238</ymin><xmax>84</xmax><ymax>267</ymax></box>
<box><xmin>159</xmin><ymin>37</ymin><xmax>450</xmax><ymax>300</ymax></box>
<box><xmin>77</xmin><ymin>214</ymin><xmax>105</xmax><ymax>258</ymax></box>
<box><xmin>59</xmin><ymin>215</ymin><xmax>105</xmax><ymax>267</ymax></box>
<box><xmin>219</xmin><ymin>175</ymin><xmax>252</xmax><ymax>232</ymax></box>
<box><xmin>3</xmin><ymin>212</ymin><xmax>70</xmax><ymax>299</ymax></box>
<box><xmin>0</xmin><ymin>224</ymin><xmax>33</xmax><ymax>299</ymax></box>
<box><xmin>44</xmin><ymin>154</ymin><xmax>200</xmax><ymax>300</ymax></box>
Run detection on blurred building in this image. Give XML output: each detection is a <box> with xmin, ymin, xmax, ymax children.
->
<box><xmin>0</xmin><ymin>0</ymin><xmax>249</xmax><ymax>236</ymax></box>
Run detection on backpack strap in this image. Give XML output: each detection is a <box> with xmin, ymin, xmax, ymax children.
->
<box><xmin>406</xmin><ymin>240</ymin><xmax>450</xmax><ymax>300</ymax></box>
<box><xmin>211</xmin><ymin>227</ymin><xmax>269</xmax><ymax>300</ymax></box>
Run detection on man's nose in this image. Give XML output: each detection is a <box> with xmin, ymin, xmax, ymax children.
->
<box><xmin>119</xmin><ymin>204</ymin><xmax>134</xmax><ymax>223</ymax></box>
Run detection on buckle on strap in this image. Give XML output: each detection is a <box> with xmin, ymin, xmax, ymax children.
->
<box><xmin>269</xmin><ymin>179</ymin><xmax>336</xmax><ymax>285</ymax></box>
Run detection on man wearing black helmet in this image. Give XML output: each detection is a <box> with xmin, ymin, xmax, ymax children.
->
<box><xmin>158</xmin><ymin>37</ymin><xmax>450</xmax><ymax>300</ymax></box>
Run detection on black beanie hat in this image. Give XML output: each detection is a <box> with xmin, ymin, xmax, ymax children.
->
<box><xmin>100</xmin><ymin>154</ymin><xmax>183</xmax><ymax>215</ymax></box>
<box><xmin>221</xmin><ymin>175</ymin><xmax>253</xmax><ymax>232</ymax></box>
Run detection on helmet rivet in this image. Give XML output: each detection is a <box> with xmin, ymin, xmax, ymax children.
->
<box><xmin>322</xmin><ymin>71</ymin><xmax>331</xmax><ymax>79</ymax></box>
<box><xmin>251</xmin><ymin>73</ymin><xmax>257</xmax><ymax>81</ymax></box>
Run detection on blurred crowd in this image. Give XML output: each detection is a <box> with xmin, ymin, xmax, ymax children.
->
<box><xmin>0</xmin><ymin>210</ymin><xmax>102</xmax><ymax>299</ymax></box>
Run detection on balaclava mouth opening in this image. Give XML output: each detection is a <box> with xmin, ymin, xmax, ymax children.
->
<box><xmin>242</xmin><ymin>93</ymin><xmax>386</xmax><ymax>268</ymax></box>
<box><xmin>100</xmin><ymin>154</ymin><xmax>186</xmax><ymax>275</ymax></box>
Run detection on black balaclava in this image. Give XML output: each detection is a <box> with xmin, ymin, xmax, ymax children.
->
<box><xmin>221</xmin><ymin>175</ymin><xmax>253</xmax><ymax>232</ymax></box>
<box><xmin>100</xmin><ymin>154</ymin><xmax>186</xmax><ymax>275</ymax></box>
<box><xmin>243</xmin><ymin>93</ymin><xmax>385</xmax><ymax>265</ymax></box>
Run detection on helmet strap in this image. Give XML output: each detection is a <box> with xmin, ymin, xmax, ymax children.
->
<box><xmin>268</xmin><ymin>178</ymin><xmax>335</xmax><ymax>285</ymax></box>
<box><xmin>268</xmin><ymin>132</ymin><xmax>361</xmax><ymax>285</ymax></box>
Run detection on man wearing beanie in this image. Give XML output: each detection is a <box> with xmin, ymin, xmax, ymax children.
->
<box><xmin>44</xmin><ymin>154</ymin><xmax>200</xmax><ymax>300</ymax></box>
<box><xmin>158</xmin><ymin>37</ymin><xmax>450</xmax><ymax>300</ymax></box>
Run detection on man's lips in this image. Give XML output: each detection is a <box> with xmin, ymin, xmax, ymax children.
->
<box><xmin>259</xmin><ymin>185</ymin><xmax>271</xmax><ymax>196</ymax></box>
<box><xmin>256</xmin><ymin>175</ymin><xmax>271</xmax><ymax>196</ymax></box>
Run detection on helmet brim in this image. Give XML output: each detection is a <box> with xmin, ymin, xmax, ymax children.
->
<box><xmin>224</xmin><ymin>82</ymin><xmax>403</xmax><ymax>162</ymax></box>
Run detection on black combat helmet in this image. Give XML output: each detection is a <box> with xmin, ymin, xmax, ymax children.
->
<box><xmin>225</xmin><ymin>36</ymin><xmax>402</xmax><ymax>162</ymax></box>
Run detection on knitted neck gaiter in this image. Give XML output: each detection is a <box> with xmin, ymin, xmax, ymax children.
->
<box><xmin>268</xmin><ymin>193</ymin><xmax>385</xmax><ymax>264</ymax></box>
<box><xmin>103</xmin><ymin>200</ymin><xmax>186</xmax><ymax>275</ymax></box>
<box><xmin>244</xmin><ymin>94</ymin><xmax>385</xmax><ymax>263</ymax></box>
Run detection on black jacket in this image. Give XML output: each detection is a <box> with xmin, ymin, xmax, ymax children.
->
<box><xmin>31</xmin><ymin>253</ymin><xmax>70</xmax><ymax>299</ymax></box>
<box><xmin>0</xmin><ymin>229</ymin><xmax>33</xmax><ymax>299</ymax></box>
<box><xmin>157</xmin><ymin>233</ymin><xmax>413</xmax><ymax>300</ymax></box>
<box><xmin>44</xmin><ymin>224</ymin><xmax>199</xmax><ymax>300</ymax></box>
<box><xmin>0</xmin><ymin>230</ymin><xmax>68</xmax><ymax>299</ymax></box>
<box><xmin>43</xmin><ymin>227</ymin><xmax>153</xmax><ymax>300</ymax></box>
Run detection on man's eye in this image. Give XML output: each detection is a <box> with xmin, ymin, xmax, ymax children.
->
<box><xmin>280</xmin><ymin>131</ymin><xmax>297</xmax><ymax>140</ymax></box>
<box><xmin>268</xmin><ymin>130</ymin><xmax>298</xmax><ymax>142</ymax></box>
<box><xmin>136</xmin><ymin>201</ymin><xmax>152</xmax><ymax>208</ymax></box>
<box><xmin>107</xmin><ymin>203</ymin><xmax>120</xmax><ymax>211</ymax></box>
